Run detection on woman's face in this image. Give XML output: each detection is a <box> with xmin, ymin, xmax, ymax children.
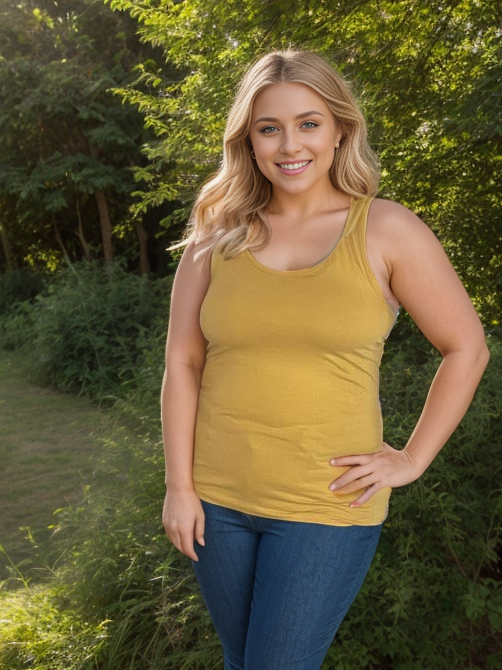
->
<box><xmin>248</xmin><ymin>82</ymin><xmax>342</xmax><ymax>196</ymax></box>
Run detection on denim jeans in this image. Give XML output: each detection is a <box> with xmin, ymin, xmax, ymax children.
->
<box><xmin>191</xmin><ymin>498</ymin><xmax>383</xmax><ymax>670</ymax></box>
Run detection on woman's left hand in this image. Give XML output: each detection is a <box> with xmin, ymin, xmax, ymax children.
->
<box><xmin>328</xmin><ymin>442</ymin><xmax>424</xmax><ymax>508</ymax></box>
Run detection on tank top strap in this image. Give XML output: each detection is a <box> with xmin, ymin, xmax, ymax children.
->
<box><xmin>209</xmin><ymin>241</ymin><xmax>226</xmax><ymax>280</ymax></box>
<box><xmin>341</xmin><ymin>195</ymin><xmax>372</xmax><ymax>239</ymax></box>
<box><xmin>339</xmin><ymin>195</ymin><xmax>377</xmax><ymax>280</ymax></box>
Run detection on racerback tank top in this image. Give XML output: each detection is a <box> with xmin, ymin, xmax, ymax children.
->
<box><xmin>192</xmin><ymin>195</ymin><xmax>399</xmax><ymax>526</ymax></box>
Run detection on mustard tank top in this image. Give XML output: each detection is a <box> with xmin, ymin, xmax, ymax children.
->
<box><xmin>192</xmin><ymin>195</ymin><xmax>399</xmax><ymax>526</ymax></box>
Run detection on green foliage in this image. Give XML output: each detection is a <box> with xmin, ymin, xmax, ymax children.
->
<box><xmin>0</xmin><ymin>300</ymin><xmax>38</xmax><ymax>350</ymax></box>
<box><xmin>0</xmin><ymin>581</ymin><xmax>110</xmax><ymax>670</ymax></box>
<box><xmin>0</xmin><ymin>0</ymin><xmax>161</xmax><ymax>270</ymax></box>
<box><xmin>111</xmin><ymin>309</ymin><xmax>168</xmax><ymax>426</ymax></box>
<box><xmin>45</xmin><ymin>429</ymin><xmax>219</xmax><ymax>670</ymax></box>
<box><xmin>107</xmin><ymin>0</ymin><xmax>502</xmax><ymax>325</ymax></box>
<box><xmin>0</xmin><ymin>269</ymin><xmax>46</xmax><ymax>349</ymax></box>
<box><xmin>0</xmin><ymin>427</ymin><xmax>219</xmax><ymax>669</ymax></box>
<box><xmin>23</xmin><ymin>260</ymin><xmax>172</xmax><ymax>400</ymax></box>
<box><xmin>0</xmin><ymin>261</ymin><xmax>170</xmax><ymax>397</ymax></box>
<box><xmin>0</xmin><ymin>268</ymin><xmax>46</xmax><ymax>314</ymax></box>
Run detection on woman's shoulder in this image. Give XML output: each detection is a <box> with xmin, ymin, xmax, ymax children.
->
<box><xmin>369</xmin><ymin>196</ymin><xmax>422</xmax><ymax>224</ymax></box>
<box><xmin>367</xmin><ymin>197</ymin><xmax>437</xmax><ymax>245</ymax></box>
<box><xmin>367</xmin><ymin>197</ymin><xmax>448</xmax><ymax>272</ymax></box>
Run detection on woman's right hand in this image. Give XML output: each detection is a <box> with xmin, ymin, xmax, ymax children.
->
<box><xmin>162</xmin><ymin>489</ymin><xmax>206</xmax><ymax>562</ymax></box>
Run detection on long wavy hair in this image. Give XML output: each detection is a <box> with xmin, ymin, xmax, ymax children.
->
<box><xmin>166</xmin><ymin>49</ymin><xmax>381</xmax><ymax>266</ymax></box>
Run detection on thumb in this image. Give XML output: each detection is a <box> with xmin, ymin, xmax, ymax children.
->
<box><xmin>195</xmin><ymin>515</ymin><xmax>205</xmax><ymax>546</ymax></box>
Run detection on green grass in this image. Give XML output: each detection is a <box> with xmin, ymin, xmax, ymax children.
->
<box><xmin>0</xmin><ymin>351</ymin><xmax>111</xmax><ymax>580</ymax></box>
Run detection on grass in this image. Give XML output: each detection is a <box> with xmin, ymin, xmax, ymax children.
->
<box><xmin>0</xmin><ymin>350</ymin><xmax>112</xmax><ymax>581</ymax></box>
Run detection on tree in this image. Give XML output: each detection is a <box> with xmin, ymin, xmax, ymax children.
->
<box><xmin>0</xmin><ymin>0</ymin><xmax>163</xmax><ymax>271</ymax></box>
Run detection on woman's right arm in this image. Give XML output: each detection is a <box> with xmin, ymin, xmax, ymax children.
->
<box><xmin>161</xmin><ymin>240</ymin><xmax>211</xmax><ymax>562</ymax></box>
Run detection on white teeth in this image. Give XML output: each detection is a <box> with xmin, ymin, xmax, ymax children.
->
<box><xmin>278</xmin><ymin>160</ymin><xmax>310</xmax><ymax>170</ymax></box>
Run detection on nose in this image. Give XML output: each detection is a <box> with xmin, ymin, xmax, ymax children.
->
<box><xmin>280</xmin><ymin>128</ymin><xmax>303</xmax><ymax>156</ymax></box>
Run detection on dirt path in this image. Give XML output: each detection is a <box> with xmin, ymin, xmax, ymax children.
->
<box><xmin>0</xmin><ymin>351</ymin><xmax>109</xmax><ymax>578</ymax></box>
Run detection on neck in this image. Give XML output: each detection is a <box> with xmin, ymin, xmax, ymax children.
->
<box><xmin>267</xmin><ymin>176</ymin><xmax>346</xmax><ymax>218</ymax></box>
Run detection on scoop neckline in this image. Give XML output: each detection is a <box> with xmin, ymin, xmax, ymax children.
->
<box><xmin>244</xmin><ymin>197</ymin><xmax>356</xmax><ymax>276</ymax></box>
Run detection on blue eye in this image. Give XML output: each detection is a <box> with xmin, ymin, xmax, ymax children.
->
<box><xmin>259</xmin><ymin>122</ymin><xmax>318</xmax><ymax>133</ymax></box>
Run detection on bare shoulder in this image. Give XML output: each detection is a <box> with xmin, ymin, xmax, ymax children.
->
<box><xmin>175</xmin><ymin>238</ymin><xmax>212</xmax><ymax>281</ymax></box>
<box><xmin>367</xmin><ymin>198</ymin><xmax>487</xmax><ymax>356</ymax></box>
<box><xmin>171</xmin><ymin>239</ymin><xmax>212</xmax><ymax>319</ymax></box>
<box><xmin>369</xmin><ymin>197</ymin><xmax>420</xmax><ymax>223</ymax></box>
<box><xmin>367</xmin><ymin>197</ymin><xmax>447</xmax><ymax>270</ymax></box>
<box><xmin>368</xmin><ymin>197</ymin><xmax>438</xmax><ymax>243</ymax></box>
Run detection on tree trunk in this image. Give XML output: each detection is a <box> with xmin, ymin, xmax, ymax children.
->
<box><xmin>95</xmin><ymin>189</ymin><xmax>114</xmax><ymax>261</ymax></box>
<box><xmin>0</xmin><ymin>222</ymin><xmax>16</xmax><ymax>270</ymax></box>
<box><xmin>133</xmin><ymin>220</ymin><xmax>150</xmax><ymax>275</ymax></box>
<box><xmin>76</xmin><ymin>199</ymin><xmax>91</xmax><ymax>261</ymax></box>
<box><xmin>53</xmin><ymin>216</ymin><xmax>71</xmax><ymax>263</ymax></box>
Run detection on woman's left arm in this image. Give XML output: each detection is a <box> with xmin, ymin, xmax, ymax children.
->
<box><xmin>328</xmin><ymin>200</ymin><xmax>491</xmax><ymax>507</ymax></box>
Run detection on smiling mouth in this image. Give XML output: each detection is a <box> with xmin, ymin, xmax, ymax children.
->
<box><xmin>276</xmin><ymin>160</ymin><xmax>312</xmax><ymax>170</ymax></box>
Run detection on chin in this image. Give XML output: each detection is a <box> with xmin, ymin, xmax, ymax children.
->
<box><xmin>277</xmin><ymin>179</ymin><xmax>318</xmax><ymax>193</ymax></box>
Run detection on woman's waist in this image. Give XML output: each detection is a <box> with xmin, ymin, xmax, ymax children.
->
<box><xmin>194</xmin><ymin>420</ymin><xmax>384</xmax><ymax>474</ymax></box>
<box><xmin>192</xmin><ymin>441</ymin><xmax>391</xmax><ymax>524</ymax></box>
<box><xmin>196</xmin><ymin>390</ymin><xmax>382</xmax><ymax>434</ymax></box>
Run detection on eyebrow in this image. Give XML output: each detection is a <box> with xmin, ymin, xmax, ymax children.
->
<box><xmin>253</xmin><ymin>110</ymin><xmax>325</xmax><ymax>125</ymax></box>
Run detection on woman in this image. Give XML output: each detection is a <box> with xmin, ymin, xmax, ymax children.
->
<box><xmin>161</xmin><ymin>50</ymin><xmax>489</xmax><ymax>670</ymax></box>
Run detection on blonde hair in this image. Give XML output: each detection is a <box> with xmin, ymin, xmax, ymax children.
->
<box><xmin>167</xmin><ymin>49</ymin><xmax>381</xmax><ymax>266</ymax></box>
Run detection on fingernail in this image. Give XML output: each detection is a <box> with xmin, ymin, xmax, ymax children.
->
<box><xmin>329</xmin><ymin>483</ymin><xmax>336</xmax><ymax>491</ymax></box>
<box><xmin>330</xmin><ymin>459</ymin><xmax>336</xmax><ymax>465</ymax></box>
<box><xmin>199</xmin><ymin>538</ymin><xmax>205</xmax><ymax>546</ymax></box>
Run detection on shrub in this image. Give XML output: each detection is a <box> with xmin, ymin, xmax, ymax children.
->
<box><xmin>0</xmin><ymin>581</ymin><xmax>110</xmax><ymax>670</ymax></box>
<box><xmin>0</xmin><ymin>269</ymin><xmax>46</xmax><ymax>315</ymax></box>
<box><xmin>0</xmin><ymin>300</ymin><xmax>37</xmax><ymax>350</ymax></box>
<box><xmin>0</xmin><ymin>269</ymin><xmax>46</xmax><ymax>351</ymax></box>
<box><xmin>28</xmin><ymin>260</ymin><xmax>172</xmax><ymax>401</ymax></box>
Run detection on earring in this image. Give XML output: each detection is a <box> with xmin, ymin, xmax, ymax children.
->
<box><xmin>250</xmin><ymin>149</ymin><xmax>256</xmax><ymax>159</ymax></box>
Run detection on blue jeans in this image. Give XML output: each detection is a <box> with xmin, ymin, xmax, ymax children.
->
<box><xmin>191</xmin><ymin>498</ymin><xmax>383</xmax><ymax>670</ymax></box>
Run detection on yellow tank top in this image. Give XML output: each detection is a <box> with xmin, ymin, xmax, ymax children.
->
<box><xmin>193</xmin><ymin>195</ymin><xmax>398</xmax><ymax>526</ymax></box>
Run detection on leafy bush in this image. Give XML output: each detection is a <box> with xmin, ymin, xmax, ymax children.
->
<box><xmin>27</xmin><ymin>260</ymin><xmax>172</xmax><ymax>401</ymax></box>
<box><xmin>0</xmin><ymin>269</ymin><xmax>46</xmax><ymax>350</ymax></box>
<box><xmin>0</xmin><ymin>581</ymin><xmax>110</xmax><ymax>670</ymax></box>
<box><xmin>112</xmin><ymin>313</ymin><xmax>167</xmax><ymax>426</ymax></box>
<box><xmin>0</xmin><ymin>300</ymin><xmax>37</xmax><ymax>350</ymax></box>
<box><xmin>0</xmin><ymin>269</ymin><xmax>46</xmax><ymax>315</ymax></box>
